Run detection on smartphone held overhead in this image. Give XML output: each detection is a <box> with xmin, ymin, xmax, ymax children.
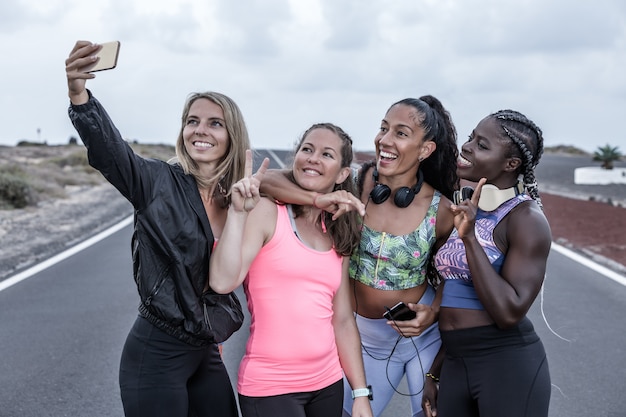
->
<box><xmin>83</xmin><ymin>41</ymin><xmax>120</xmax><ymax>73</ymax></box>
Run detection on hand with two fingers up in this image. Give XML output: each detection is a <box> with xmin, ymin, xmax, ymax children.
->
<box><xmin>230</xmin><ymin>150</ymin><xmax>270</xmax><ymax>213</ymax></box>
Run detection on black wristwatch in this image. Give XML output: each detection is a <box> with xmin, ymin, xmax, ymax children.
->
<box><xmin>351</xmin><ymin>385</ymin><xmax>373</xmax><ymax>401</ymax></box>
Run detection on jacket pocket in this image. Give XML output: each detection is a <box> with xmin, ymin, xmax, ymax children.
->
<box><xmin>201</xmin><ymin>289</ymin><xmax>244</xmax><ymax>343</ymax></box>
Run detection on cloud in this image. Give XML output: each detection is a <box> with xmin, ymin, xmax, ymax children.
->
<box><xmin>0</xmin><ymin>0</ymin><xmax>624</xmax><ymax>153</ymax></box>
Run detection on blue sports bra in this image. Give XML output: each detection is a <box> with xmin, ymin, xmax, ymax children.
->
<box><xmin>435</xmin><ymin>194</ymin><xmax>531</xmax><ymax>310</ymax></box>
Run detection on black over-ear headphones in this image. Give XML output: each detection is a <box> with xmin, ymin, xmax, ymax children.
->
<box><xmin>370</xmin><ymin>168</ymin><xmax>424</xmax><ymax>208</ymax></box>
<box><xmin>452</xmin><ymin>186</ymin><xmax>474</xmax><ymax>205</ymax></box>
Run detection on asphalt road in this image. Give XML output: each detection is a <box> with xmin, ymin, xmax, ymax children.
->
<box><xmin>1</xmin><ymin>150</ymin><xmax>625</xmax><ymax>416</ymax></box>
<box><xmin>2</xmin><ymin>219</ymin><xmax>625</xmax><ymax>417</ymax></box>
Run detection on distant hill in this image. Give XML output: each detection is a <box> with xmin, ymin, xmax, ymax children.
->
<box><xmin>544</xmin><ymin>145</ymin><xmax>590</xmax><ymax>156</ymax></box>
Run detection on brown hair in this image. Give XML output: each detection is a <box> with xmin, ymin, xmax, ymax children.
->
<box><xmin>287</xmin><ymin>123</ymin><xmax>361</xmax><ymax>256</ymax></box>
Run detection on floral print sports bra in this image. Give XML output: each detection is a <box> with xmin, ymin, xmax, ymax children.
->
<box><xmin>349</xmin><ymin>191</ymin><xmax>441</xmax><ymax>290</ymax></box>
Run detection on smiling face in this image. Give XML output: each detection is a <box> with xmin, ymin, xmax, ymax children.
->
<box><xmin>292</xmin><ymin>127</ymin><xmax>350</xmax><ymax>193</ymax></box>
<box><xmin>374</xmin><ymin>104</ymin><xmax>432</xmax><ymax>181</ymax></box>
<box><xmin>457</xmin><ymin>115</ymin><xmax>520</xmax><ymax>187</ymax></box>
<box><xmin>181</xmin><ymin>98</ymin><xmax>230</xmax><ymax>172</ymax></box>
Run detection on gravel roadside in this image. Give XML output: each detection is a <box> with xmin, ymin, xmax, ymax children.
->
<box><xmin>0</xmin><ymin>183</ymin><xmax>132</xmax><ymax>280</ymax></box>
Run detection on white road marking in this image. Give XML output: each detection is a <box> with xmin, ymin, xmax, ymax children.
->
<box><xmin>266</xmin><ymin>150</ymin><xmax>285</xmax><ymax>169</ymax></box>
<box><xmin>0</xmin><ymin>216</ymin><xmax>134</xmax><ymax>292</ymax></box>
<box><xmin>550</xmin><ymin>243</ymin><xmax>626</xmax><ymax>286</ymax></box>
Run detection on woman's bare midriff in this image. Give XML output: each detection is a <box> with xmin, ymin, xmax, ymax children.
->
<box><xmin>351</xmin><ymin>280</ymin><xmax>428</xmax><ymax>319</ymax></box>
<box><xmin>438</xmin><ymin>307</ymin><xmax>495</xmax><ymax>331</ymax></box>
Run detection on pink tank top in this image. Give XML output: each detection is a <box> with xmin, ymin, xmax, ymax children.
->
<box><xmin>237</xmin><ymin>204</ymin><xmax>344</xmax><ymax>396</ymax></box>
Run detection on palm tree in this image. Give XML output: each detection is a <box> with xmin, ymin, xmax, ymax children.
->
<box><xmin>593</xmin><ymin>144</ymin><xmax>622</xmax><ymax>170</ymax></box>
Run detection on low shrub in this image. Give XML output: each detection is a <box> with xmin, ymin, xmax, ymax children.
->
<box><xmin>49</xmin><ymin>149</ymin><xmax>91</xmax><ymax>168</ymax></box>
<box><xmin>0</xmin><ymin>171</ymin><xmax>36</xmax><ymax>209</ymax></box>
<box><xmin>16</xmin><ymin>141</ymin><xmax>47</xmax><ymax>147</ymax></box>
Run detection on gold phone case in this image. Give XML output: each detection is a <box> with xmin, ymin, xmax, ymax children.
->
<box><xmin>85</xmin><ymin>41</ymin><xmax>120</xmax><ymax>73</ymax></box>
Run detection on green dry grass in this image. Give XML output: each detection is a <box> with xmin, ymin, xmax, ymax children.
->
<box><xmin>0</xmin><ymin>143</ymin><xmax>176</xmax><ymax>209</ymax></box>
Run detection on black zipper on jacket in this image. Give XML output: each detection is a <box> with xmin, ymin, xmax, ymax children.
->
<box><xmin>144</xmin><ymin>264</ymin><xmax>171</xmax><ymax>306</ymax></box>
<box><xmin>203</xmin><ymin>303</ymin><xmax>213</xmax><ymax>333</ymax></box>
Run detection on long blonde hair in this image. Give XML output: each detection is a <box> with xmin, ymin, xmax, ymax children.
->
<box><xmin>175</xmin><ymin>92</ymin><xmax>250</xmax><ymax>207</ymax></box>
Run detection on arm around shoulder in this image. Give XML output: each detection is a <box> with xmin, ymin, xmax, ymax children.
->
<box><xmin>260</xmin><ymin>169</ymin><xmax>318</xmax><ymax>205</ymax></box>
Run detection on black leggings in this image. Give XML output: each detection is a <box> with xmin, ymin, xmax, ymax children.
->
<box><xmin>437</xmin><ymin>317</ymin><xmax>551</xmax><ymax>417</ymax></box>
<box><xmin>119</xmin><ymin>316</ymin><xmax>238</xmax><ymax>417</ymax></box>
<box><xmin>238</xmin><ymin>379</ymin><xmax>344</xmax><ymax>417</ymax></box>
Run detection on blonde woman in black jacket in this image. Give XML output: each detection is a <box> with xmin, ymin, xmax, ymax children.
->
<box><xmin>65</xmin><ymin>40</ymin><xmax>248</xmax><ymax>417</ymax></box>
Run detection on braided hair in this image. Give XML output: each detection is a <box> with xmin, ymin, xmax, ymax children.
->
<box><xmin>492</xmin><ymin>110</ymin><xmax>545</xmax><ymax>208</ymax></box>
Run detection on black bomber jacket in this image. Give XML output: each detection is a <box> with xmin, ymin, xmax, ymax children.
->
<box><xmin>69</xmin><ymin>91</ymin><xmax>215</xmax><ymax>346</ymax></box>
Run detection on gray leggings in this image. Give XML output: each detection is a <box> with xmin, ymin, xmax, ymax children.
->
<box><xmin>343</xmin><ymin>285</ymin><xmax>441</xmax><ymax>417</ymax></box>
<box><xmin>438</xmin><ymin>317</ymin><xmax>551</xmax><ymax>417</ymax></box>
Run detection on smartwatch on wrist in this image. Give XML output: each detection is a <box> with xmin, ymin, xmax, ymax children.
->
<box><xmin>351</xmin><ymin>385</ymin><xmax>373</xmax><ymax>400</ymax></box>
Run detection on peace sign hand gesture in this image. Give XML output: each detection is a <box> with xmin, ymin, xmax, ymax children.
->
<box><xmin>230</xmin><ymin>150</ymin><xmax>270</xmax><ymax>213</ymax></box>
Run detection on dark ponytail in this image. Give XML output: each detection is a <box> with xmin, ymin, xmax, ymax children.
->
<box><xmin>392</xmin><ymin>96</ymin><xmax>459</xmax><ymax>199</ymax></box>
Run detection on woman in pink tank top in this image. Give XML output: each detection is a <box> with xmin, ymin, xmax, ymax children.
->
<box><xmin>210</xmin><ymin>124</ymin><xmax>373</xmax><ymax>417</ymax></box>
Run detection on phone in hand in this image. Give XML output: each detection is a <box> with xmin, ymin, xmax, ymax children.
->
<box><xmin>383</xmin><ymin>301</ymin><xmax>417</xmax><ymax>321</ymax></box>
<box><xmin>83</xmin><ymin>41</ymin><xmax>121</xmax><ymax>73</ymax></box>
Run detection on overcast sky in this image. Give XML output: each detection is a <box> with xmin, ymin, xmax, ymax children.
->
<box><xmin>1</xmin><ymin>0</ymin><xmax>625</xmax><ymax>153</ymax></box>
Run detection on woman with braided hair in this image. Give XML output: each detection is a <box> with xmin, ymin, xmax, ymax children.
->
<box><xmin>422</xmin><ymin>109</ymin><xmax>552</xmax><ymax>417</ymax></box>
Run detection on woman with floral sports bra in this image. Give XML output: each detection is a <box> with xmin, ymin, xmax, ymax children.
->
<box><xmin>261</xmin><ymin>96</ymin><xmax>459</xmax><ymax>417</ymax></box>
